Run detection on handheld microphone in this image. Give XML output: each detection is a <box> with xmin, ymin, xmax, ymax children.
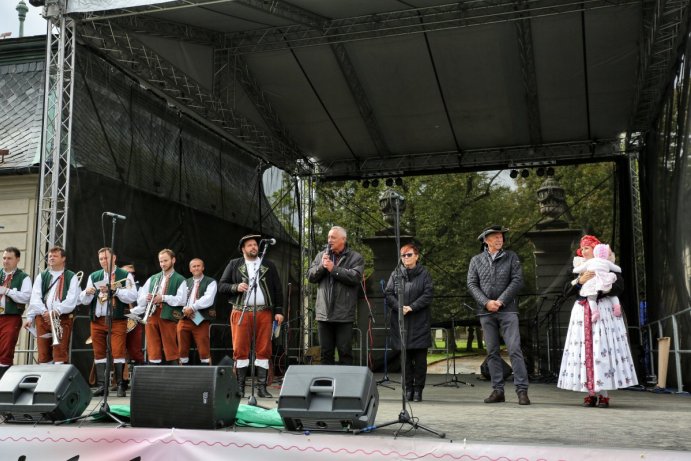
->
<box><xmin>104</xmin><ymin>212</ymin><xmax>126</xmax><ymax>220</ymax></box>
<box><xmin>261</xmin><ymin>238</ymin><xmax>277</xmax><ymax>245</ymax></box>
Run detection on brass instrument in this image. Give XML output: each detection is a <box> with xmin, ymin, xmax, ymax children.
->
<box><xmin>47</xmin><ymin>271</ymin><xmax>83</xmax><ymax>345</ymax></box>
<box><xmin>97</xmin><ymin>275</ymin><xmax>130</xmax><ymax>304</ymax></box>
<box><xmin>47</xmin><ymin>306</ymin><xmax>62</xmax><ymax>346</ymax></box>
<box><xmin>141</xmin><ymin>275</ymin><xmax>162</xmax><ymax>325</ymax></box>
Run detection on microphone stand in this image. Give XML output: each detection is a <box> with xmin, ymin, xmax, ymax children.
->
<box><xmin>434</xmin><ymin>305</ymin><xmax>473</xmax><ymax>388</ymax></box>
<box><xmin>56</xmin><ymin>214</ymin><xmax>126</xmax><ymax>426</ymax></box>
<box><xmin>359</xmin><ymin>193</ymin><xmax>444</xmax><ymax>438</ymax></box>
<box><xmin>376</xmin><ymin>279</ymin><xmax>397</xmax><ymax>389</ymax></box>
<box><xmin>236</xmin><ymin>240</ymin><xmax>272</xmax><ymax>408</ymax></box>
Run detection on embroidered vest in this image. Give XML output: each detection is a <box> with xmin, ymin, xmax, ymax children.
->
<box><xmin>150</xmin><ymin>271</ymin><xmax>186</xmax><ymax>321</ymax></box>
<box><xmin>40</xmin><ymin>270</ymin><xmax>75</xmax><ymax>304</ymax></box>
<box><xmin>88</xmin><ymin>267</ymin><xmax>130</xmax><ymax>321</ymax></box>
<box><xmin>185</xmin><ymin>275</ymin><xmax>216</xmax><ymax>321</ymax></box>
<box><xmin>0</xmin><ymin>269</ymin><xmax>29</xmax><ymax>315</ymax></box>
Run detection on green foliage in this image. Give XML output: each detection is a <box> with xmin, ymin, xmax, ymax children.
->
<box><xmin>266</xmin><ymin>163</ymin><xmax>617</xmax><ymax>322</ymax></box>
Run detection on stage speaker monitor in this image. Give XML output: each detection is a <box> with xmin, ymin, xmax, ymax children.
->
<box><xmin>0</xmin><ymin>364</ymin><xmax>91</xmax><ymax>423</ymax></box>
<box><xmin>480</xmin><ymin>356</ymin><xmax>513</xmax><ymax>380</ymax></box>
<box><xmin>278</xmin><ymin>365</ymin><xmax>378</xmax><ymax>432</ymax></box>
<box><xmin>130</xmin><ymin>365</ymin><xmax>239</xmax><ymax>429</ymax></box>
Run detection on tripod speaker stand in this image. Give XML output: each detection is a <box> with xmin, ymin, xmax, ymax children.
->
<box><xmin>434</xmin><ymin>312</ymin><xmax>473</xmax><ymax>388</ymax></box>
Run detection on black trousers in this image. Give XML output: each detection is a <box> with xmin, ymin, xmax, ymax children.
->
<box><xmin>318</xmin><ymin>321</ymin><xmax>353</xmax><ymax>365</ymax></box>
<box><xmin>404</xmin><ymin>347</ymin><xmax>428</xmax><ymax>390</ymax></box>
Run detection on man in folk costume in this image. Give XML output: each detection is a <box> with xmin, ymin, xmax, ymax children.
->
<box><xmin>132</xmin><ymin>249</ymin><xmax>187</xmax><ymax>364</ymax></box>
<box><xmin>24</xmin><ymin>246</ymin><xmax>80</xmax><ymax>364</ymax></box>
<box><xmin>79</xmin><ymin>248</ymin><xmax>137</xmax><ymax>397</ymax></box>
<box><xmin>177</xmin><ymin>258</ymin><xmax>217</xmax><ymax>365</ymax></box>
<box><xmin>0</xmin><ymin>247</ymin><xmax>32</xmax><ymax>379</ymax></box>
<box><xmin>219</xmin><ymin>235</ymin><xmax>283</xmax><ymax>398</ymax></box>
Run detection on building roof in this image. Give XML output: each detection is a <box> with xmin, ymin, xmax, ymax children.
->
<box><xmin>0</xmin><ymin>37</ymin><xmax>45</xmax><ymax>170</ymax></box>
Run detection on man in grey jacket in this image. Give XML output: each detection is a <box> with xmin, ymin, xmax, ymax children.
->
<box><xmin>308</xmin><ymin>226</ymin><xmax>364</xmax><ymax>365</ymax></box>
<box><xmin>467</xmin><ymin>225</ymin><xmax>530</xmax><ymax>405</ymax></box>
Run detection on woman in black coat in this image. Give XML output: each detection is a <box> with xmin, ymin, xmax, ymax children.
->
<box><xmin>384</xmin><ymin>243</ymin><xmax>433</xmax><ymax>402</ymax></box>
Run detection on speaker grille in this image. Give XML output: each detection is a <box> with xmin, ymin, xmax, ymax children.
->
<box><xmin>130</xmin><ymin>366</ymin><xmax>239</xmax><ymax>429</ymax></box>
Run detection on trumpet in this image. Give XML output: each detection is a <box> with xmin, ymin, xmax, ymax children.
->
<box><xmin>141</xmin><ymin>275</ymin><xmax>162</xmax><ymax>325</ymax></box>
<box><xmin>48</xmin><ymin>308</ymin><xmax>62</xmax><ymax>346</ymax></box>
<box><xmin>46</xmin><ymin>270</ymin><xmax>83</xmax><ymax>346</ymax></box>
<box><xmin>97</xmin><ymin>276</ymin><xmax>130</xmax><ymax>303</ymax></box>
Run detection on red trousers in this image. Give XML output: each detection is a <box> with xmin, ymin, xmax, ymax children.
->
<box><xmin>127</xmin><ymin>322</ymin><xmax>145</xmax><ymax>363</ymax></box>
<box><xmin>35</xmin><ymin>314</ymin><xmax>74</xmax><ymax>364</ymax></box>
<box><xmin>230</xmin><ymin>309</ymin><xmax>272</xmax><ymax>361</ymax></box>
<box><xmin>145</xmin><ymin>310</ymin><xmax>178</xmax><ymax>362</ymax></box>
<box><xmin>90</xmin><ymin>317</ymin><xmax>127</xmax><ymax>361</ymax></box>
<box><xmin>177</xmin><ymin>319</ymin><xmax>210</xmax><ymax>362</ymax></box>
<box><xmin>0</xmin><ymin>315</ymin><xmax>22</xmax><ymax>366</ymax></box>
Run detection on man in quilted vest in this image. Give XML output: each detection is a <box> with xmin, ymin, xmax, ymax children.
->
<box><xmin>467</xmin><ymin>225</ymin><xmax>530</xmax><ymax>405</ymax></box>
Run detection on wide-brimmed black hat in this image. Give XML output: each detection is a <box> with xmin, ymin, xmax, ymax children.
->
<box><xmin>477</xmin><ymin>225</ymin><xmax>509</xmax><ymax>241</ymax></box>
<box><xmin>237</xmin><ymin>234</ymin><xmax>261</xmax><ymax>252</ymax></box>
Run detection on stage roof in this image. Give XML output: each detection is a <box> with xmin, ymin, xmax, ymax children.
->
<box><xmin>61</xmin><ymin>1</ymin><xmax>688</xmax><ymax>178</ymax></box>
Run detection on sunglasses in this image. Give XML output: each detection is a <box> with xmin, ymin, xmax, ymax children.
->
<box><xmin>400</xmin><ymin>253</ymin><xmax>415</xmax><ymax>258</ymax></box>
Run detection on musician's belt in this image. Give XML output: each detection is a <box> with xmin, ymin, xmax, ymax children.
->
<box><xmin>232</xmin><ymin>304</ymin><xmax>269</xmax><ymax>312</ymax></box>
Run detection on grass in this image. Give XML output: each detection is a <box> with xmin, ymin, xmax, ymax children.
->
<box><xmin>428</xmin><ymin>339</ymin><xmax>485</xmax><ymax>364</ymax></box>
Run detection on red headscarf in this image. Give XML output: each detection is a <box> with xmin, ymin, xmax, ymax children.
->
<box><xmin>576</xmin><ymin>235</ymin><xmax>601</xmax><ymax>256</ymax></box>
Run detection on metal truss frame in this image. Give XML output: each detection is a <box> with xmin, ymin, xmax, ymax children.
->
<box><xmin>217</xmin><ymin>0</ymin><xmax>641</xmax><ymax>54</ymax></box>
<box><xmin>629</xmin><ymin>0</ymin><xmax>690</xmax><ymax>132</ymax></box>
<box><xmin>318</xmin><ymin>139</ymin><xmax>627</xmax><ymax>180</ymax></box>
<box><xmin>77</xmin><ymin>19</ymin><xmax>305</xmax><ymax>173</ymax></box>
<box><xmin>34</xmin><ymin>0</ymin><xmax>76</xmax><ymax>274</ymax></box>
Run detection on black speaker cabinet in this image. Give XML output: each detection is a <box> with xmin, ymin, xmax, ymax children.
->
<box><xmin>0</xmin><ymin>364</ymin><xmax>91</xmax><ymax>423</ymax></box>
<box><xmin>278</xmin><ymin>365</ymin><xmax>378</xmax><ymax>432</ymax></box>
<box><xmin>130</xmin><ymin>365</ymin><xmax>239</xmax><ymax>429</ymax></box>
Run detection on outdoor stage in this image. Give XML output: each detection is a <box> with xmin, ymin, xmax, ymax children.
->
<box><xmin>1</xmin><ymin>372</ymin><xmax>690</xmax><ymax>461</ymax></box>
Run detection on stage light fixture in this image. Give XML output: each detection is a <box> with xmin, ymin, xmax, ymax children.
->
<box><xmin>362</xmin><ymin>179</ymin><xmax>370</xmax><ymax>188</ymax></box>
<box><xmin>509</xmin><ymin>169</ymin><xmax>519</xmax><ymax>179</ymax></box>
<box><xmin>29</xmin><ymin>0</ymin><xmax>46</xmax><ymax>6</ymax></box>
<box><xmin>536</xmin><ymin>167</ymin><xmax>545</xmax><ymax>177</ymax></box>
<box><xmin>395</xmin><ymin>177</ymin><xmax>403</xmax><ymax>186</ymax></box>
<box><xmin>521</xmin><ymin>169</ymin><xmax>529</xmax><ymax>178</ymax></box>
<box><xmin>385</xmin><ymin>178</ymin><xmax>394</xmax><ymax>187</ymax></box>
<box><xmin>371</xmin><ymin>179</ymin><xmax>379</xmax><ymax>187</ymax></box>
<box><xmin>546</xmin><ymin>167</ymin><xmax>555</xmax><ymax>176</ymax></box>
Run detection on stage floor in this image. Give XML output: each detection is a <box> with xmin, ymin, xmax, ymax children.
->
<box><xmin>1</xmin><ymin>372</ymin><xmax>690</xmax><ymax>460</ymax></box>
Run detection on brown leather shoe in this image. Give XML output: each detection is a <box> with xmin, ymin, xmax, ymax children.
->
<box><xmin>517</xmin><ymin>390</ymin><xmax>531</xmax><ymax>405</ymax></box>
<box><xmin>484</xmin><ymin>389</ymin><xmax>505</xmax><ymax>403</ymax></box>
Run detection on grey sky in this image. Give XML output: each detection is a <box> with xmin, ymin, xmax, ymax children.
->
<box><xmin>0</xmin><ymin>2</ymin><xmax>47</xmax><ymax>38</ymax></box>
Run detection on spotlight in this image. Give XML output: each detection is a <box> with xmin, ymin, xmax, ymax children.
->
<box><xmin>509</xmin><ymin>169</ymin><xmax>519</xmax><ymax>179</ymax></box>
<box><xmin>521</xmin><ymin>169</ymin><xmax>529</xmax><ymax>178</ymax></box>
<box><xmin>29</xmin><ymin>0</ymin><xmax>46</xmax><ymax>6</ymax></box>
<box><xmin>546</xmin><ymin>166</ymin><xmax>555</xmax><ymax>176</ymax></box>
<box><xmin>371</xmin><ymin>178</ymin><xmax>379</xmax><ymax>187</ymax></box>
<box><xmin>385</xmin><ymin>178</ymin><xmax>394</xmax><ymax>187</ymax></box>
<box><xmin>362</xmin><ymin>179</ymin><xmax>370</xmax><ymax>188</ymax></box>
<box><xmin>536</xmin><ymin>167</ymin><xmax>545</xmax><ymax>177</ymax></box>
<box><xmin>395</xmin><ymin>177</ymin><xmax>403</xmax><ymax>186</ymax></box>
